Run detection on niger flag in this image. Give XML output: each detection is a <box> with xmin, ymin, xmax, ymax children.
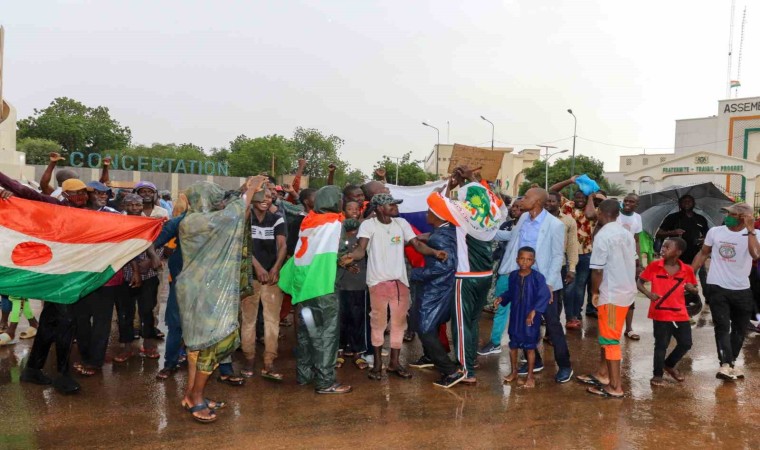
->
<box><xmin>279</xmin><ymin>211</ymin><xmax>342</xmax><ymax>304</ymax></box>
<box><xmin>0</xmin><ymin>197</ymin><xmax>163</xmax><ymax>303</ymax></box>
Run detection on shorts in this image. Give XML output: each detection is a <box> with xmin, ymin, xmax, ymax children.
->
<box><xmin>598</xmin><ymin>303</ymin><xmax>629</xmax><ymax>361</ymax></box>
<box><xmin>189</xmin><ymin>330</ymin><xmax>240</xmax><ymax>374</ymax></box>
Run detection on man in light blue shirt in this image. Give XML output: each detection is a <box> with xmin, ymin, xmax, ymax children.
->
<box><xmin>480</xmin><ymin>188</ymin><xmax>573</xmax><ymax>383</ymax></box>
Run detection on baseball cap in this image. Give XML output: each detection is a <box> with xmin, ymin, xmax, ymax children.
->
<box><xmin>721</xmin><ymin>202</ymin><xmax>754</xmax><ymax>215</ymax></box>
<box><xmin>275</xmin><ymin>185</ymin><xmax>284</xmax><ymax>192</ymax></box>
<box><xmin>371</xmin><ymin>193</ymin><xmax>403</xmax><ymax>207</ymax></box>
<box><xmin>86</xmin><ymin>181</ymin><xmax>109</xmax><ymax>192</ymax></box>
<box><xmin>61</xmin><ymin>179</ymin><xmax>87</xmax><ymax>192</ymax></box>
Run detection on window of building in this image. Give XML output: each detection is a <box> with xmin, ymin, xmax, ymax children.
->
<box><xmin>626</xmin><ymin>158</ymin><xmax>632</xmax><ymax>166</ymax></box>
<box><xmin>643</xmin><ymin>158</ymin><xmax>648</xmax><ymax>165</ymax></box>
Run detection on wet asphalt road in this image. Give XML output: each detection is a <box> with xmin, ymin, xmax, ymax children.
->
<box><xmin>1</xmin><ymin>294</ymin><xmax>759</xmax><ymax>450</ymax></box>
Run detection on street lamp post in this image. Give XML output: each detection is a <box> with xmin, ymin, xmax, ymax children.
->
<box><xmin>538</xmin><ymin>144</ymin><xmax>569</xmax><ymax>190</ymax></box>
<box><xmin>385</xmin><ymin>155</ymin><xmax>402</xmax><ymax>185</ymax></box>
<box><xmin>480</xmin><ymin>116</ymin><xmax>494</xmax><ymax>151</ymax></box>
<box><xmin>422</xmin><ymin>122</ymin><xmax>440</xmax><ymax>177</ymax></box>
<box><xmin>567</xmin><ymin>109</ymin><xmax>577</xmax><ymax>176</ymax></box>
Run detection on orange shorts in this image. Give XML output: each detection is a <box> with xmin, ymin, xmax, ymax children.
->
<box><xmin>597</xmin><ymin>303</ymin><xmax>629</xmax><ymax>361</ymax></box>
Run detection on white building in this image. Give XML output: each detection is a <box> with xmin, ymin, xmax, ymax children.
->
<box><xmin>609</xmin><ymin>96</ymin><xmax>760</xmax><ymax>202</ymax></box>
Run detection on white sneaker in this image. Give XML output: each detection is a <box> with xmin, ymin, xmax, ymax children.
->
<box><xmin>731</xmin><ymin>366</ymin><xmax>745</xmax><ymax>379</ymax></box>
<box><xmin>716</xmin><ymin>363</ymin><xmax>736</xmax><ymax>381</ymax></box>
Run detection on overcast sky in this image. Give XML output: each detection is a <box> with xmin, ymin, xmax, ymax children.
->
<box><xmin>4</xmin><ymin>0</ymin><xmax>758</xmax><ymax>175</ymax></box>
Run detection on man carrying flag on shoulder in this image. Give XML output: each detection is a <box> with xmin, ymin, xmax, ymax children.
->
<box><xmin>279</xmin><ymin>185</ymin><xmax>353</xmax><ymax>394</ymax></box>
<box><xmin>430</xmin><ymin>166</ymin><xmax>506</xmax><ymax>384</ymax></box>
<box><xmin>0</xmin><ymin>171</ymin><xmax>162</xmax><ymax>394</ymax></box>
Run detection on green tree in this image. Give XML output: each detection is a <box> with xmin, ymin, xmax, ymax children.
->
<box><xmin>226</xmin><ymin>134</ymin><xmax>295</xmax><ymax>178</ymax></box>
<box><xmin>373</xmin><ymin>152</ymin><xmax>433</xmax><ymax>186</ymax></box>
<box><xmin>17</xmin><ymin>97</ymin><xmax>131</xmax><ymax>155</ymax></box>
<box><xmin>16</xmin><ymin>137</ymin><xmax>62</xmax><ymax>165</ymax></box>
<box><xmin>518</xmin><ymin>155</ymin><xmax>606</xmax><ymax>195</ymax></box>
<box><xmin>291</xmin><ymin>127</ymin><xmax>345</xmax><ymax>187</ymax></box>
<box><xmin>335</xmin><ymin>168</ymin><xmax>367</xmax><ymax>187</ymax></box>
<box><xmin>600</xmin><ymin>181</ymin><xmax>627</xmax><ymax>197</ymax></box>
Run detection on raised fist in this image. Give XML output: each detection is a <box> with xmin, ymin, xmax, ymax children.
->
<box><xmin>49</xmin><ymin>152</ymin><xmax>65</xmax><ymax>163</ymax></box>
<box><xmin>103</xmin><ymin>156</ymin><xmax>111</xmax><ymax>167</ymax></box>
<box><xmin>328</xmin><ymin>163</ymin><xmax>337</xmax><ymax>172</ymax></box>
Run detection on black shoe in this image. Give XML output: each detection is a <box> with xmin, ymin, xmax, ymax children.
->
<box><xmin>433</xmin><ymin>370</ymin><xmax>465</xmax><ymax>389</ymax></box>
<box><xmin>20</xmin><ymin>368</ymin><xmax>53</xmax><ymax>385</ymax></box>
<box><xmin>403</xmin><ymin>330</ymin><xmax>415</xmax><ymax>342</ymax></box>
<box><xmin>53</xmin><ymin>375</ymin><xmax>81</xmax><ymax>394</ymax></box>
<box><xmin>154</xmin><ymin>328</ymin><xmax>165</xmax><ymax>339</ymax></box>
<box><xmin>409</xmin><ymin>355</ymin><xmax>434</xmax><ymax>369</ymax></box>
<box><xmin>585</xmin><ymin>311</ymin><xmax>598</xmax><ymax>318</ymax></box>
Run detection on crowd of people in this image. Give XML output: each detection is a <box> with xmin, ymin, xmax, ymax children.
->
<box><xmin>1</xmin><ymin>152</ymin><xmax>760</xmax><ymax>424</ymax></box>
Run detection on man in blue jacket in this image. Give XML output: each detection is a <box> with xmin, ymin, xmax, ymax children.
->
<box><xmin>494</xmin><ymin>187</ymin><xmax>573</xmax><ymax>383</ymax></box>
<box><xmin>410</xmin><ymin>194</ymin><xmax>462</xmax><ymax>389</ymax></box>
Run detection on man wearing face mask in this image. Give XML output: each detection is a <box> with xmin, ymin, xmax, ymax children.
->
<box><xmin>692</xmin><ymin>203</ymin><xmax>760</xmax><ymax>381</ymax></box>
<box><xmin>0</xmin><ymin>173</ymin><xmax>90</xmax><ymax>394</ymax></box>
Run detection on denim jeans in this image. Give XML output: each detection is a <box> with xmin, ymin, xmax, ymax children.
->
<box><xmin>490</xmin><ymin>275</ymin><xmax>510</xmax><ymax>345</ymax></box>
<box><xmin>564</xmin><ymin>253</ymin><xmax>591</xmax><ymax>320</ymax></box>
<box><xmin>163</xmin><ymin>281</ymin><xmax>183</xmax><ymax>370</ymax></box>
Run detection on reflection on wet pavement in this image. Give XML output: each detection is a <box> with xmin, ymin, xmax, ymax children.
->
<box><xmin>1</xmin><ymin>294</ymin><xmax>759</xmax><ymax>449</ymax></box>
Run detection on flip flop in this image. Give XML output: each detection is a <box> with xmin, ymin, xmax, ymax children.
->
<box><xmin>217</xmin><ymin>375</ymin><xmax>245</xmax><ymax>386</ymax></box>
<box><xmin>188</xmin><ymin>403</ymin><xmax>217</xmax><ymax>424</ymax></box>
<box><xmin>19</xmin><ymin>327</ymin><xmax>37</xmax><ymax>339</ymax></box>
<box><xmin>261</xmin><ymin>368</ymin><xmax>284</xmax><ymax>382</ymax></box>
<box><xmin>354</xmin><ymin>357</ymin><xmax>369</xmax><ymax>370</ymax></box>
<box><xmin>576</xmin><ymin>374</ymin><xmax>605</xmax><ymax>387</ymax></box>
<box><xmin>586</xmin><ymin>386</ymin><xmax>624</xmax><ymax>399</ymax></box>
<box><xmin>625</xmin><ymin>331</ymin><xmax>641</xmax><ymax>341</ymax></box>
<box><xmin>0</xmin><ymin>332</ymin><xmax>15</xmax><ymax>346</ymax></box>
<box><xmin>368</xmin><ymin>369</ymin><xmax>384</xmax><ymax>380</ymax></box>
<box><xmin>387</xmin><ymin>366</ymin><xmax>413</xmax><ymax>379</ymax></box>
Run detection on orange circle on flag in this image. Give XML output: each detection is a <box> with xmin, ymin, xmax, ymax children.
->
<box><xmin>11</xmin><ymin>242</ymin><xmax>53</xmax><ymax>267</ymax></box>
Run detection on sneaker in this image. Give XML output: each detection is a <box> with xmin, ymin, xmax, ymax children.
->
<box><xmin>716</xmin><ymin>363</ymin><xmax>736</xmax><ymax>381</ymax></box>
<box><xmin>433</xmin><ymin>370</ymin><xmax>465</xmax><ymax>389</ymax></box>
<box><xmin>555</xmin><ymin>367</ymin><xmax>574</xmax><ymax>383</ymax></box>
<box><xmin>409</xmin><ymin>355</ymin><xmax>434</xmax><ymax>369</ymax></box>
<box><xmin>517</xmin><ymin>360</ymin><xmax>544</xmax><ymax>376</ymax></box>
<box><xmin>731</xmin><ymin>366</ymin><xmax>745</xmax><ymax>379</ymax></box>
<box><xmin>363</xmin><ymin>353</ymin><xmax>375</xmax><ymax>366</ymax></box>
<box><xmin>477</xmin><ymin>342</ymin><xmax>502</xmax><ymax>356</ymax></box>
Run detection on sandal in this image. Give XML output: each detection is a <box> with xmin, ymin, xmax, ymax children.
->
<box><xmin>586</xmin><ymin>386</ymin><xmax>624</xmax><ymax>399</ymax></box>
<box><xmin>261</xmin><ymin>368</ymin><xmax>284</xmax><ymax>382</ymax></box>
<box><xmin>217</xmin><ymin>375</ymin><xmax>245</xmax><ymax>386</ymax></box>
<box><xmin>156</xmin><ymin>367</ymin><xmax>178</xmax><ymax>380</ymax></box>
<box><xmin>315</xmin><ymin>383</ymin><xmax>353</xmax><ymax>394</ymax></box>
<box><xmin>240</xmin><ymin>368</ymin><xmax>255</xmax><ymax>378</ymax></box>
<box><xmin>354</xmin><ymin>357</ymin><xmax>369</xmax><ymax>370</ymax></box>
<box><xmin>188</xmin><ymin>403</ymin><xmax>217</xmax><ymax>424</ymax></box>
<box><xmin>113</xmin><ymin>351</ymin><xmax>134</xmax><ymax>363</ymax></box>
<box><xmin>335</xmin><ymin>357</ymin><xmax>345</xmax><ymax>369</ymax></box>
<box><xmin>19</xmin><ymin>327</ymin><xmax>37</xmax><ymax>339</ymax></box>
<box><xmin>387</xmin><ymin>366</ymin><xmax>413</xmax><ymax>379</ymax></box>
<box><xmin>368</xmin><ymin>369</ymin><xmax>384</xmax><ymax>380</ymax></box>
<box><xmin>625</xmin><ymin>331</ymin><xmax>640</xmax><ymax>341</ymax></box>
<box><xmin>75</xmin><ymin>365</ymin><xmax>96</xmax><ymax>376</ymax></box>
<box><xmin>140</xmin><ymin>347</ymin><xmax>161</xmax><ymax>359</ymax></box>
<box><xmin>0</xmin><ymin>332</ymin><xmax>15</xmax><ymax>346</ymax></box>
<box><xmin>182</xmin><ymin>398</ymin><xmax>226</xmax><ymax>411</ymax></box>
<box><xmin>576</xmin><ymin>374</ymin><xmax>606</xmax><ymax>387</ymax></box>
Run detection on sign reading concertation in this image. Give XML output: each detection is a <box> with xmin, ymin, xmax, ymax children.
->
<box><xmin>69</xmin><ymin>152</ymin><xmax>229</xmax><ymax>176</ymax></box>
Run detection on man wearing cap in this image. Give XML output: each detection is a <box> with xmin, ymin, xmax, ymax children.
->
<box><xmin>0</xmin><ymin>172</ymin><xmax>90</xmax><ymax>393</ymax></box>
<box><xmin>134</xmin><ymin>181</ymin><xmax>169</xmax><ymax>219</ymax></box>
<box><xmin>159</xmin><ymin>190</ymin><xmax>173</xmax><ymax>213</ymax></box>
<box><xmin>344</xmin><ymin>193</ymin><xmax>447</xmax><ymax>380</ymax></box>
<box><xmin>86</xmin><ymin>181</ymin><xmax>119</xmax><ymax>213</ymax></box>
<box><xmin>692</xmin><ymin>202</ymin><xmax>760</xmax><ymax>381</ymax></box>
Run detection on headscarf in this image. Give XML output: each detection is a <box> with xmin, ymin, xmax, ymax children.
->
<box><xmin>314</xmin><ymin>185</ymin><xmax>342</xmax><ymax>214</ymax></box>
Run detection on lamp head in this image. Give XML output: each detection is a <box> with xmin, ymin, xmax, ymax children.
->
<box><xmin>422</xmin><ymin>122</ymin><xmax>429</xmax><ymax>126</ymax></box>
<box><xmin>480</xmin><ymin>115</ymin><xmax>486</xmax><ymax>120</ymax></box>
<box><xmin>567</xmin><ymin>109</ymin><xmax>573</xmax><ymax>114</ymax></box>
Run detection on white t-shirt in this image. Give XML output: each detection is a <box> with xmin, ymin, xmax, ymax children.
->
<box><xmin>357</xmin><ymin>217</ymin><xmax>417</xmax><ymax>287</ymax></box>
<box><xmin>616</xmin><ymin>212</ymin><xmax>642</xmax><ymax>235</ymax></box>
<box><xmin>705</xmin><ymin>226</ymin><xmax>760</xmax><ymax>290</ymax></box>
<box><xmin>589</xmin><ymin>222</ymin><xmax>637</xmax><ymax>307</ymax></box>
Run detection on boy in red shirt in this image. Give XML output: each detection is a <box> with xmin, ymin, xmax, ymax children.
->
<box><xmin>637</xmin><ymin>237</ymin><xmax>698</xmax><ymax>386</ymax></box>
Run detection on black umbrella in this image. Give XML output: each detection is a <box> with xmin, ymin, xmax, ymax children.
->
<box><xmin>636</xmin><ymin>182</ymin><xmax>734</xmax><ymax>237</ymax></box>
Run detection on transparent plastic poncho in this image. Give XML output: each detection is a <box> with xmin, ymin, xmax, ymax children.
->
<box><xmin>175</xmin><ymin>182</ymin><xmax>245</xmax><ymax>351</ymax></box>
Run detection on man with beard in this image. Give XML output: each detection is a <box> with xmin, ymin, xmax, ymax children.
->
<box><xmin>134</xmin><ymin>181</ymin><xmax>169</xmax><ymax>219</ymax></box>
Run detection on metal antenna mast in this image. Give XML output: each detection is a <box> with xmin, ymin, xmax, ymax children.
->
<box><xmin>726</xmin><ymin>0</ymin><xmax>736</xmax><ymax>98</ymax></box>
<box><xmin>735</xmin><ymin>6</ymin><xmax>747</xmax><ymax>98</ymax></box>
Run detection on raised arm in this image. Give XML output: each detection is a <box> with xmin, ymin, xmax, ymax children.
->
<box><xmin>99</xmin><ymin>156</ymin><xmax>111</xmax><ymax>184</ymax></box>
<box><xmin>286</xmin><ymin>158</ymin><xmax>306</xmax><ymax>203</ymax></box>
<box><xmin>745</xmin><ymin>215</ymin><xmax>760</xmax><ymax>260</ymax></box>
<box><xmin>327</xmin><ymin>163</ymin><xmax>336</xmax><ymax>186</ymax></box>
<box><xmin>549</xmin><ymin>176</ymin><xmax>577</xmax><ymax>194</ymax></box>
<box><xmin>0</xmin><ymin>171</ymin><xmax>62</xmax><ymax>205</ymax></box>
<box><xmin>39</xmin><ymin>152</ymin><xmax>66</xmax><ymax>195</ymax></box>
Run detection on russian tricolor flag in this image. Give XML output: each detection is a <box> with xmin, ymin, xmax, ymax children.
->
<box><xmin>387</xmin><ymin>180</ymin><xmax>447</xmax><ymax>233</ymax></box>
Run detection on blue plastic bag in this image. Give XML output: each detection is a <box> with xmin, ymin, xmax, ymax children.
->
<box><xmin>575</xmin><ymin>174</ymin><xmax>600</xmax><ymax>196</ymax></box>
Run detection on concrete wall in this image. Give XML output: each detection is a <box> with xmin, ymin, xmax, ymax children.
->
<box><xmin>618</xmin><ymin>153</ymin><xmax>675</xmax><ymax>173</ymax></box>
<box><xmin>0</xmin><ymin>100</ymin><xmax>34</xmax><ymax>181</ymax></box>
<box><xmin>675</xmin><ymin>117</ymin><xmax>718</xmax><ymax>155</ymax></box>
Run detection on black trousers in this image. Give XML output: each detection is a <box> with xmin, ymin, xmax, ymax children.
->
<box><xmin>535</xmin><ymin>290</ymin><xmax>571</xmax><ymax>369</ymax></box>
<box><xmin>73</xmin><ymin>286</ymin><xmax>117</xmax><ymax>367</ymax></box>
<box><xmin>339</xmin><ymin>290</ymin><xmax>368</xmax><ymax>355</ymax></box>
<box><xmin>115</xmin><ymin>283</ymin><xmax>136</xmax><ymax>344</ymax></box>
<box><xmin>27</xmin><ymin>302</ymin><xmax>76</xmax><ymax>375</ymax></box>
<box><xmin>130</xmin><ymin>277</ymin><xmax>159</xmax><ymax>340</ymax></box>
<box><xmin>419</xmin><ymin>329</ymin><xmax>457</xmax><ymax>376</ymax></box>
<box><xmin>707</xmin><ymin>284</ymin><xmax>754</xmax><ymax>366</ymax></box>
<box><xmin>652</xmin><ymin>320</ymin><xmax>692</xmax><ymax>377</ymax></box>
